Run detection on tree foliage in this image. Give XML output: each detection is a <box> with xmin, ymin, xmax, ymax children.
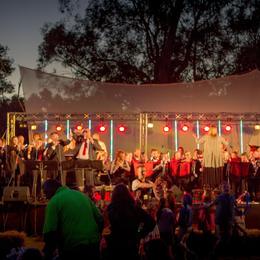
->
<box><xmin>0</xmin><ymin>44</ymin><xmax>15</xmax><ymax>100</ymax></box>
<box><xmin>38</xmin><ymin>0</ymin><xmax>260</xmax><ymax>83</ymax></box>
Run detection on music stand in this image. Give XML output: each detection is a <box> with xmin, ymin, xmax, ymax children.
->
<box><xmin>25</xmin><ymin>160</ymin><xmax>58</xmax><ymax>236</ymax></box>
<box><xmin>75</xmin><ymin>160</ymin><xmax>104</xmax><ymax>186</ymax></box>
<box><xmin>61</xmin><ymin>159</ymin><xmax>75</xmax><ymax>186</ymax></box>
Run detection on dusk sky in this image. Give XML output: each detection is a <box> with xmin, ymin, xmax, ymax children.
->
<box><xmin>0</xmin><ymin>0</ymin><xmax>67</xmax><ymax>94</ymax></box>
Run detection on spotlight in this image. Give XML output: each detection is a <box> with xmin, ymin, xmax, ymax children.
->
<box><xmin>99</xmin><ymin>125</ymin><xmax>106</xmax><ymax>133</ymax></box>
<box><xmin>31</xmin><ymin>124</ymin><xmax>37</xmax><ymax>131</ymax></box>
<box><xmin>19</xmin><ymin>123</ymin><xmax>27</xmax><ymax>128</ymax></box>
<box><xmin>182</xmin><ymin>125</ymin><xmax>189</xmax><ymax>132</ymax></box>
<box><xmin>255</xmin><ymin>124</ymin><xmax>260</xmax><ymax>130</ymax></box>
<box><xmin>163</xmin><ymin>125</ymin><xmax>170</xmax><ymax>133</ymax></box>
<box><xmin>147</xmin><ymin>122</ymin><xmax>154</xmax><ymax>128</ymax></box>
<box><xmin>118</xmin><ymin>125</ymin><xmax>126</xmax><ymax>133</ymax></box>
<box><xmin>56</xmin><ymin>124</ymin><xmax>62</xmax><ymax>132</ymax></box>
<box><xmin>204</xmin><ymin>126</ymin><xmax>210</xmax><ymax>132</ymax></box>
<box><xmin>75</xmin><ymin>124</ymin><xmax>83</xmax><ymax>131</ymax></box>
<box><xmin>225</xmin><ymin>125</ymin><xmax>232</xmax><ymax>132</ymax></box>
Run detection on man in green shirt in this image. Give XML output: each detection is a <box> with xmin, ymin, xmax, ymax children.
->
<box><xmin>43</xmin><ymin>179</ymin><xmax>103</xmax><ymax>260</ymax></box>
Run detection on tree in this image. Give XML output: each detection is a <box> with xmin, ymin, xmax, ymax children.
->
<box><xmin>227</xmin><ymin>1</ymin><xmax>260</xmax><ymax>73</ymax></box>
<box><xmin>0</xmin><ymin>44</ymin><xmax>15</xmax><ymax>101</ymax></box>
<box><xmin>38</xmin><ymin>0</ymin><xmax>259</xmax><ymax>84</ymax></box>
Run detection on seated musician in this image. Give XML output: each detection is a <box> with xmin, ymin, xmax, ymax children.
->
<box><xmin>148</xmin><ymin>149</ymin><xmax>161</xmax><ymax>181</ymax></box>
<box><xmin>132</xmin><ymin>166</ymin><xmax>154</xmax><ymax>201</ymax></box>
<box><xmin>110</xmin><ymin>150</ymin><xmax>130</xmax><ymax>184</ymax></box>
<box><xmin>149</xmin><ymin>152</ymin><xmax>171</xmax><ymax>182</ymax></box>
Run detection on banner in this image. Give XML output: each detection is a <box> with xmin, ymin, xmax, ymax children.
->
<box><xmin>20</xmin><ymin>66</ymin><xmax>260</xmax><ymax>113</ymax></box>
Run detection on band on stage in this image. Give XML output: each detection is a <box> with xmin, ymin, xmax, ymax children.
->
<box><xmin>0</xmin><ymin>126</ymin><xmax>259</xmax><ymax>202</ymax></box>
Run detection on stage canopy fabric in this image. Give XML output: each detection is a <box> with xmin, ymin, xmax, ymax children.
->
<box><xmin>20</xmin><ymin>66</ymin><xmax>260</xmax><ymax>114</ymax></box>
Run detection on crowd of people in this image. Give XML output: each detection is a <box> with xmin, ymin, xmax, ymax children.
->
<box><xmin>0</xmin><ymin>125</ymin><xmax>259</xmax><ymax>201</ymax></box>
<box><xmin>0</xmin><ymin>125</ymin><xmax>259</xmax><ymax>259</ymax></box>
<box><xmin>0</xmin><ymin>180</ymin><xmax>251</xmax><ymax>260</ymax></box>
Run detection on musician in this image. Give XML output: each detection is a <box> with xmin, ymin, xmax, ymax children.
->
<box><xmin>74</xmin><ymin>129</ymin><xmax>102</xmax><ymax>189</ymax></box>
<box><xmin>17</xmin><ymin>135</ymin><xmax>28</xmax><ymax>160</ymax></box>
<box><xmin>92</xmin><ymin>133</ymin><xmax>108</xmax><ymax>162</ymax></box>
<box><xmin>190</xmin><ymin>149</ymin><xmax>203</xmax><ymax>188</ymax></box>
<box><xmin>0</xmin><ymin>138</ymin><xmax>6</xmax><ymax>176</ymax></box>
<box><xmin>195</xmin><ymin>126</ymin><xmax>229</xmax><ymax>188</ymax></box>
<box><xmin>28</xmin><ymin>138</ymin><xmax>45</xmax><ymax>161</ymax></box>
<box><xmin>110</xmin><ymin>150</ymin><xmax>130</xmax><ymax>184</ymax></box>
<box><xmin>5</xmin><ymin>136</ymin><xmax>25</xmax><ymax>186</ymax></box>
<box><xmin>248</xmin><ymin>155</ymin><xmax>260</xmax><ymax>201</ymax></box>
<box><xmin>132</xmin><ymin>165</ymin><xmax>154</xmax><ymax>200</ymax></box>
<box><xmin>228</xmin><ymin>151</ymin><xmax>242</xmax><ymax>198</ymax></box>
<box><xmin>148</xmin><ymin>149</ymin><xmax>161</xmax><ymax>181</ymax></box>
<box><xmin>178</xmin><ymin>152</ymin><xmax>192</xmax><ymax>191</ymax></box>
<box><xmin>0</xmin><ymin>138</ymin><xmax>6</xmax><ymax>196</ymax></box>
<box><xmin>74</xmin><ymin>129</ymin><xmax>102</xmax><ymax>160</ymax></box>
<box><xmin>150</xmin><ymin>152</ymin><xmax>171</xmax><ymax>182</ymax></box>
<box><xmin>28</xmin><ymin>138</ymin><xmax>45</xmax><ymax>198</ymax></box>
<box><xmin>44</xmin><ymin>132</ymin><xmax>71</xmax><ymax>162</ymax></box>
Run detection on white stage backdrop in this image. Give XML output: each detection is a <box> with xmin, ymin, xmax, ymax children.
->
<box><xmin>20</xmin><ymin>67</ymin><xmax>260</xmax><ymax>114</ymax></box>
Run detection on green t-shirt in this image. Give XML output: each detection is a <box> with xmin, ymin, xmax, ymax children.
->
<box><xmin>43</xmin><ymin>186</ymin><xmax>103</xmax><ymax>251</ymax></box>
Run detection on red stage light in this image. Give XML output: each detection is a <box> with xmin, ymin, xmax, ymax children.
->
<box><xmin>225</xmin><ymin>125</ymin><xmax>232</xmax><ymax>132</ymax></box>
<box><xmin>163</xmin><ymin>125</ymin><xmax>170</xmax><ymax>133</ymax></box>
<box><xmin>204</xmin><ymin>126</ymin><xmax>210</xmax><ymax>132</ymax></box>
<box><xmin>99</xmin><ymin>125</ymin><xmax>106</xmax><ymax>132</ymax></box>
<box><xmin>118</xmin><ymin>125</ymin><xmax>126</xmax><ymax>133</ymax></box>
<box><xmin>56</xmin><ymin>125</ymin><xmax>62</xmax><ymax>132</ymax></box>
<box><xmin>75</xmin><ymin>124</ymin><xmax>83</xmax><ymax>131</ymax></box>
<box><xmin>182</xmin><ymin>125</ymin><xmax>189</xmax><ymax>132</ymax></box>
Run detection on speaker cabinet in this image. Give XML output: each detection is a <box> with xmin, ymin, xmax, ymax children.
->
<box><xmin>3</xmin><ymin>186</ymin><xmax>30</xmax><ymax>202</ymax></box>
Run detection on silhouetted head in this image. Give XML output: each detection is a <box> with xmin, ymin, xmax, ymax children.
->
<box><xmin>43</xmin><ymin>179</ymin><xmax>62</xmax><ymax>200</ymax></box>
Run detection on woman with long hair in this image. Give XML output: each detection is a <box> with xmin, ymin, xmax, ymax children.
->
<box><xmin>110</xmin><ymin>150</ymin><xmax>130</xmax><ymax>184</ymax></box>
<box><xmin>105</xmin><ymin>184</ymin><xmax>155</xmax><ymax>260</ymax></box>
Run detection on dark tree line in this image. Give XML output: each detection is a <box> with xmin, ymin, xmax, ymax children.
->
<box><xmin>0</xmin><ymin>43</ymin><xmax>24</xmax><ymax>137</ymax></box>
<box><xmin>38</xmin><ymin>0</ymin><xmax>260</xmax><ymax>84</ymax></box>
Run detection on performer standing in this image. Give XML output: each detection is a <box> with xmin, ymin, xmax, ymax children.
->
<box><xmin>195</xmin><ymin>126</ymin><xmax>229</xmax><ymax>188</ymax></box>
<box><xmin>44</xmin><ymin>132</ymin><xmax>71</xmax><ymax>183</ymax></box>
<box><xmin>74</xmin><ymin>128</ymin><xmax>102</xmax><ymax>189</ymax></box>
<box><xmin>92</xmin><ymin>133</ymin><xmax>108</xmax><ymax>162</ymax></box>
<box><xmin>6</xmin><ymin>136</ymin><xmax>25</xmax><ymax>186</ymax></box>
